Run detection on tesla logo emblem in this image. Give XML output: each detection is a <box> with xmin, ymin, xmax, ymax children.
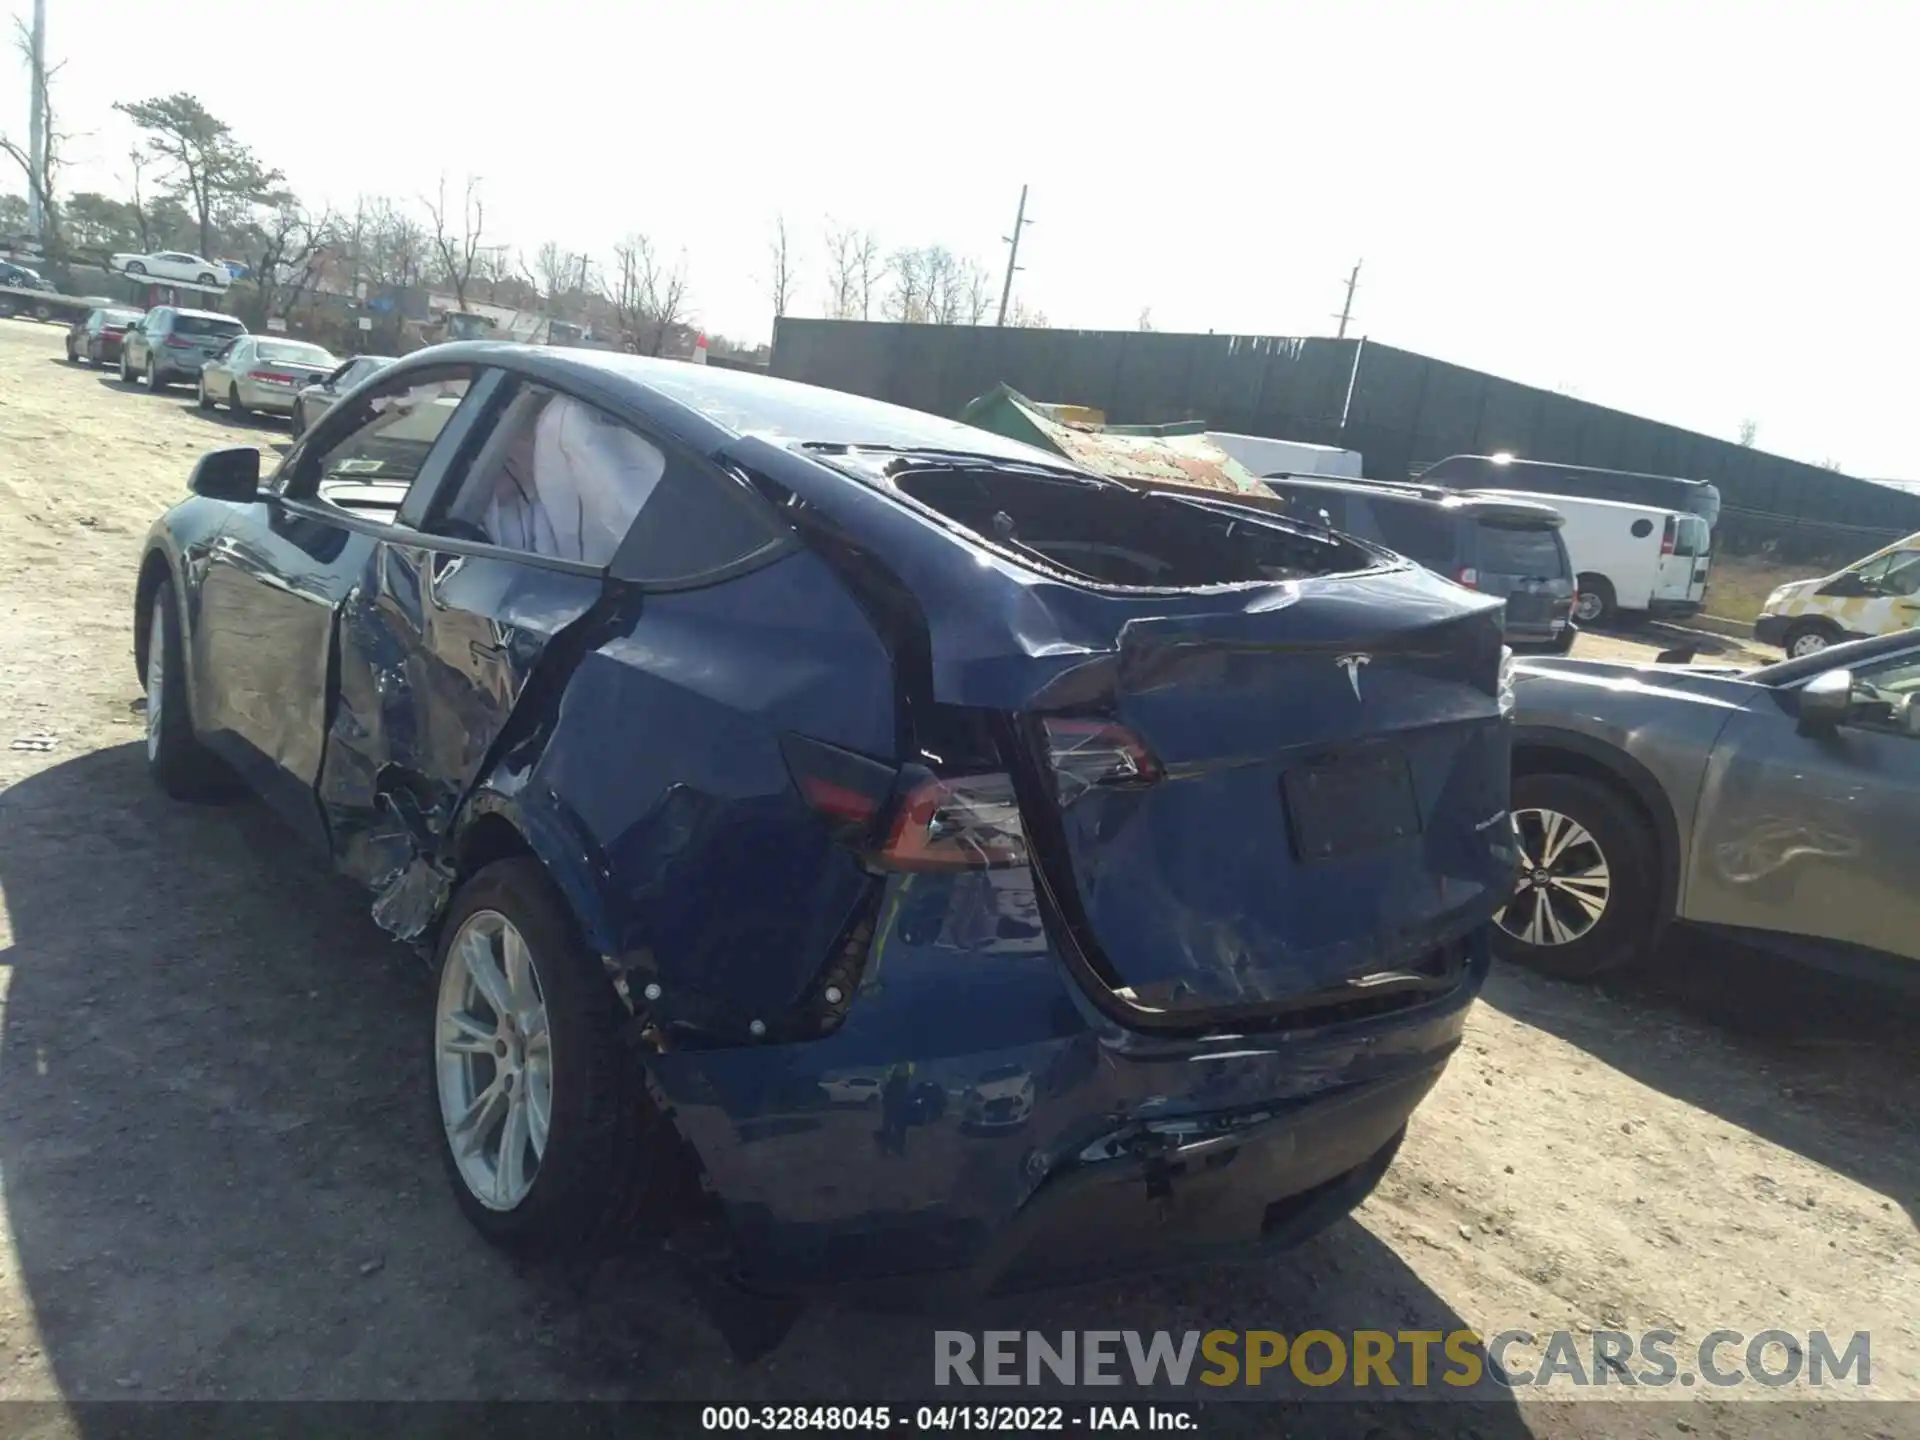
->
<box><xmin>1336</xmin><ymin>653</ymin><xmax>1371</xmax><ymax>700</ymax></box>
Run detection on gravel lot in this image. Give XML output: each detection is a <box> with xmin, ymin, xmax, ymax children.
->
<box><xmin>0</xmin><ymin>318</ymin><xmax>1914</xmax><ymax>1436</ymax></box>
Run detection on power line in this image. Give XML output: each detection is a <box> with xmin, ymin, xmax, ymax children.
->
<box><xmin>994</xmin><ymin>184</ymin><xmax>1033</xmax><ymax>327</ymax></box>
<box><xmin>1334</xmin><ymin>258</ymin><xmax>1362</xmax><ymax>339</ymax></box>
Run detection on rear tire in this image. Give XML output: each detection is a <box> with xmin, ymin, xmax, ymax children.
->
<box><xmin>125</xmin><ymin>261</ymin><xmax>147</xmax><ymax>276</ymax></box>
<box><xmin>119</xmin><ymin>352</ymin><xmax>134</xmax><ymax>383</ymax></box>
<box><xmin>1549</xmin><ymin>625</ymin><xmax>1577</xmax><ymax>655</ymax></box>
<box><xmin>1782</xmin><ymin>619</ymin><xmax>1841</xmax><ymax>659</ymax></box>
<box><xmin>1493</xmin><ymin>772</ymin><xmax>1658</xmax><ymax>982</ymax></box>
<box><xmin>65</xmin><ymin>337</ymin><xmax>77</xmax><ymax>362</ymax></box>
<box><xmin>1572</xmin><ymin>575</ymin><xmax>1617</xmax><ymax>627</ymax></box>
<box><xmin>143</xmin><ymin>579</ymin><xmax>235</xmax><ymax>802</ymax></box>
<box><xmin>230</xmin><ymin>383</ymin><xmax>249</xmax><ymax>418</ymax></box>
<box><xmin>197</xmin><ymin>272</ymin><xmax>217</xmax><ymax>286</ymax></box>
<box><xmin>431</xmin><ymin>858</ymin><xmax>690</xmax><ymax>1258</ymax></box>
<box><xmin>290</xmin><ymin>399</ymin><xmax>306</xmax><ymax>437</ymax></box>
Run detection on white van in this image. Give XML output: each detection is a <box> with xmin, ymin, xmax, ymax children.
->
<box><xmin>1472</xmin><ymin>490</ymin><xmax>1711</xmax><ymax>625</ymax></box>
<box><xmin>1205</xmin><ymin>433</ymin><xmax>1365</xmax><ymax>480</ymax></box>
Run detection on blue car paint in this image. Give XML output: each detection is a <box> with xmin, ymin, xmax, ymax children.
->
<box><xmin>643</xmin><ymin>861</ymin><xmax>1488</xmax><ymax>1294</ymax></box>
<box><xmin>142</xmin><ymin>345</ymin><xmax>1513</xmax><ymax>1304</ymax></box>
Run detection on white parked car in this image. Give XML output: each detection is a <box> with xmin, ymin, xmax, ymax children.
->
<box><xmin>109</xmin><ymin>251</ymin><xmax>230</xmax><ymax>289</ymax></box>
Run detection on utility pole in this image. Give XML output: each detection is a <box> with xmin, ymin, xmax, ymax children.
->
<box><xmin>1334</xmin><ymin>259</ymin><xmax>1362</xmax><ymax>339</ymax></box>
<box><xmin>26</xmin><ymin>0</ymin><xmax>47</xmax><ymax>240</ymax></box>
<box><xmin>995</xmin><ymin>184</ymin><xmax>1033</xmax><ymax>326</ymax></box>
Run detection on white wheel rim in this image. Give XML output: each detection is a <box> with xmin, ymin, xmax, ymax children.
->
<box><xmin>1573</xmin><ymin>591</ymin><xmax>1604</xmax><ymax>623</ymax></box>
<box><xmin>435</xmin><ymin>911</ymin><xmax>553</xmax><ymax>1211</ymax></box>
<box><xmin>1497</xmin><ymin>806</ymin><xmax>1612</xmax><ymax>947</ymax></box>
<box><xmin>1791</xmin><ymin>632</ymin><xmax>1828</xmax><ymax>657</ymax></box>
<box><xmin>145</xmin><ymin>604</ymin><xmax>165</xmax><ymax>762</ymax></box>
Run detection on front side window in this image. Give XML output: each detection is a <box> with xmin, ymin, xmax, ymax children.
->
<box><xmin>290</xmin><ymin>370</ymin><xmax>475</xmax><ymax>518</ymax></box>
<box><xmin>1845</xmin><ymin>653</ymin><xmax>1920</xmax><ymax>737</ymax></box>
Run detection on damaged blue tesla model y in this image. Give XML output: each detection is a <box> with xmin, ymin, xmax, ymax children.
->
<box><xmin>133</xmin><ymin>345</ymin><xmax>1519</xmax><ymax>1315</ymax></box>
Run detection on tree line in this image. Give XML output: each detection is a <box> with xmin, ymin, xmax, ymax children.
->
<box><xmin>1</xmin><ymin>23</ymin><xmax>1049</xmax><ymax>351</ymax></box>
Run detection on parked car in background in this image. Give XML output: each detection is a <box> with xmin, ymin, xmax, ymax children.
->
<box><xmin>1497</xmin><ymin>632</ymin><xmax>1920</xmax><ymax>989</ymax></box>
<box><xmin>64</xmin><ymin>306</ymin><xmax>145</xmax><ymax>366</ymax></box>
<box><xmin>1754</xmin><ymin>532</ymin><xmax>1920</xmax><ymax>657</ymax></box>
<box><xmin>292</xmin><ymin>353</ymin><xmax>397</xmax><ymax>436</ymax></box>
<box><xmin>197</xmin><ymin>336</ymin><xmax>339</xmax><ymax>418</ymax></box>
<box><xmin>133</xmin><ymin>347</ymin><xmax>1517</xmax><ymax>1303</ymax></box>
<box><xmin>120</xmin><ymin>307</ymin><xmax>247</xmax><ymax>391</ymax></box>
<box><xmin>110</xmin><ymin>250</ymin><xmax>229</xmax><ymax>289</ymax></box>
<box><xmin>1264</xmin><ymin>476</ymin><xmax>1578</xmax><ymax>650</ymax></box>
<box><xmin>0</xmin><ymin>258</ymin><xmax>55</xmax><ymax>292</ymax></box>
<box><xmin>1473</xmin><ymin>490</ymin><xmax>1709</xmax><ymax>627</ymax></box>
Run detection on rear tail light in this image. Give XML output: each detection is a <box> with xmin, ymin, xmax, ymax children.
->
<box><xmin>876</xmin><ymin>774</ymin><xmax>1028</xmax><ymax>871</ymax></box>
<box><xmin>1042</xmin><ymin>717</ymin><xmax>1162</xmax><ymax>805</ymax></box>
<box><xmin>782</xmin><ymin>733</ymin><xmax>1029</xmax><ymax>872</ymax></box>
<box><xmin>1660</xmin><ymin>517</ymin><xmax>1676</xmax><ymax>556</ymax></box>
<box><xmin>250</xmin><ymin>369</ymin><xmax>297</xmax><ymax>383</ymax></box>
<box><xmin>1455</xmin><ymin>567</ymin><xmax>1479</xmax><ymax>589</ymax></box>
<box><xmin>163</xmin><ymin>336</ymin><xmax>194</xmax><ymax>348</ymax></box>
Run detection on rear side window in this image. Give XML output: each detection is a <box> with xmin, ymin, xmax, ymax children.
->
<box><xmin>291</xmin><ymin>371</ymin><xmax>475</xmax><ymax>518</ymax></box>
<box><xmin>1477</xmin><ymin>522</ymin><xmax>1568</xmax><ymax>578</ymax></box>
<box><xmin>1369</xmin><ymin>499</ymin><xmax>1459</xmax><ymax>567</ymax></box>
<box><xmin>436</xmin><ymin>383</ymin><xmax>784</xmax><ymax>577</ymax></box>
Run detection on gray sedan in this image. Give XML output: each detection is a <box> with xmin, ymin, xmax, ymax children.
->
<box><xmin>291</xmin><ymin>353</ymin><xmax>396</xmax><ymax>437</ymax></box>
<box><xmin>1498</xmin><ymin>631</ymin><xmax>1920</xmax><ymax>986</ymax></box>
<box><xmin>197</xmin><ymin>336</ymin><xmax>339</xmax><ymax>418</ymax></box>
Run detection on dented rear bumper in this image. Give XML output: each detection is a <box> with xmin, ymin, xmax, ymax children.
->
<box><xmin>646</xmin><ymin>872</ymin><xmax>1488</xmax><ymax>1300</ymax></box>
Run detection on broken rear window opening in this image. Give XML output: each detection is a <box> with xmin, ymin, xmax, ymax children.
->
<box><xmin>847</xmin><ymin>456</ymin><xmax>1382</xmax><ymax>590</ymax></box>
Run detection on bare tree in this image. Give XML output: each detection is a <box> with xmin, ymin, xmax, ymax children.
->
<box><xmin>960</xmin><ymin>259</ymin><xmax>993</xmax><ymax>324</ymax></box>
<box><xmin>855</xmin><ymin>232</ymin><xmax>884</xmax><ymax>320</ymax></box>
<box><xmin>533</xmin><ymin>240</ymin><xmax>574</xmax><ymax>306</ymax></box>
<box><xmin>1004</xmin><ymin>297</ymin><xmax>1050</xmax><ymax>328</ymax></box>
<box><xmin>1737</xmin><ymin>418</ymin><xmax>1760</xmax><ymax>448</ymax></box>
<box><xmin>767</xmin><ymin>213</ymin><xmax>798</xmax><ymax>321</ymax></box>
<box><xmin>422</xmin><ymin>174</ymin><xmax>485</xmax><ymax>310</ymax></box>
<box><xmin>1819</xmin><ymin>458</ymin><xmax>1845</xmax><ymax>472</ymax></box>
<box><xmin>240</xmin><ymin>200</ymin><xmax>335</xmax><ymax>324</ymax></box>
<box><xmin>605</xmin><ymin>232</ymin><xmax>691</xmax><ymax>355</ymax></box>
<box><xmin>822</xmin><ymin>221</ymin><xmax>860</xmax><ymax>319</ymax></box>
<box><xmin>0</xmin><ymin>19</ymin><xmax>70</xmax><ymax>250</ymax></box>
<box><xmin>883</xmin><ymin>246</ymin><xmax>925</xmax><ymax>322</ymax></box>
<box><xmin>125</xmin><ymin>148</ymin><xmax>153</xmax><ymax>250</ymax></box>
<box><xmin>1137</xmin><ymin>306</ymin><xmax>1155</xmax><ymax>331</ymax></box>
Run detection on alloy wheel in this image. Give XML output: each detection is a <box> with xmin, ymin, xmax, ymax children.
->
<box><xmin>1790</xmin><ymin>631</ymin><xmax>1829</xmax><ymax>658</ymax></box>
<box><xmin>1572</xmin><ymin>591</ymin><xmax>1605</xmax><ymax>624</ymax></box>
<box><xmin>145</xmin><ymin>605</ymin><xmax>165</xmax><ymax>762</ymax></box>
<box><xmin>1497</xmin><ymin>806</ymin><xmax>1612</xmax><ymax>947</ymax></box>
<box><xmin>435</xmin><ymin>910</ymin><xmax>553</xmax><ymax>1212</ymax></box>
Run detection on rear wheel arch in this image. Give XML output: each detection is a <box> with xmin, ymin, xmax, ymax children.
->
<box><xmin>446</xmin><ymin>796</ymin><xmax>623</xmax><ymax>980</ymax></box>
<box><xmin>1511</xmin><ymin>732</ymin><xmax>1681</xmax><ymax>927</ymax></box>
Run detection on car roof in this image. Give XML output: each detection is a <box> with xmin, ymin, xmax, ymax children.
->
<box><xmin>388</xmin><ymin>342</ymin><xmax>1068</xmax><ymax>465</ymax></box>
<box><xmin>1265</xmin><ymin>475</ymin><xmax>1564</xmax><ymax>523</ymax></box>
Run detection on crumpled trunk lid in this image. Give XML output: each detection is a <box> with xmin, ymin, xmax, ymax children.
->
<box><xmin>1014</xmin><ymin>574</ymin><xmax>1513</xmax><ymax>1020</ymax></box>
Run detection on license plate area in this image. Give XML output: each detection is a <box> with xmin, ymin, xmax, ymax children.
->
<box><xmin>1281</xmin><ymin>750</ymin><xmax>1422</xmax><ymax>862</ymax></box>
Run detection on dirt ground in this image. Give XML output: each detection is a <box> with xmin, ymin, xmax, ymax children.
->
<box><xmin>0</xmin><ymin>318</ymin><xmax>1914</xmax><ymax>1436</ymax></box>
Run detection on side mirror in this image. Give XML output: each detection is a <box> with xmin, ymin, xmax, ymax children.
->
<box><xmin>1797</xmin><ymin>668</ymin><xmax>1855</xmax><ymax>736</ymax></box>
<box><xmin>188</xmin><ymin>447</ymin><xmax>262</xmax><ymax>503</ymax></box>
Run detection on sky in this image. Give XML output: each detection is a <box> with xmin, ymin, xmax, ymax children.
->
<box><xmin>5</xmin><ymin>0</ymin><xmax>1917</xmax><ymax>476</ymax></box>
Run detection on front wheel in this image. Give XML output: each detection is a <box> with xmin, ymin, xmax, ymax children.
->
<box><xmin>1548</xmin><ymin>625</ymin><xmax>1578</xmax><ymax>655</ymax></box>
<box><xmin>65</xmin><ymin>338</ymin><xmax>77</xmax><ymax>362</ymax></box>
<box><xmin>143</xmin><ymin>579</ymin><xmax>234</xmax><ymax>801</ymax></box>
<box><xmin>431</xmin><ymin>859</ymin><xmax>689</xmax><ymax>1257</ymax></box>
<box><xmin>197</xmin><ymin>375</ymin><xmax>215</xmax><ymax>409</ymax></box>
<box><xmin>229</xmin><ymin>383</ymin><xmax>249</xmax><ymax>418</ymax></box>
<box><xmin>1492</xmin><ymin>772</ymin><xmax>1659</xmax><ymax>981</ymax></box>
<box><xmin>145</xmin><ymin>356</ymin><xmax>167</xmax><ymax>392</ymax></box>
<box><xmin>119</xmin><ymin>352</ymin><xmax>134</xmax><ymax>383</ymax></box>
<box><xmin>290</xmin><ymin>399</ymin><xmax>306</xmax><ymax>437</ymax></box>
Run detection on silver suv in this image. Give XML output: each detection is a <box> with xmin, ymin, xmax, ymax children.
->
<box><xmin>120</xmin><ymin>306</ymin><xmax>247</xmax><ymax>391</ymax></box>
